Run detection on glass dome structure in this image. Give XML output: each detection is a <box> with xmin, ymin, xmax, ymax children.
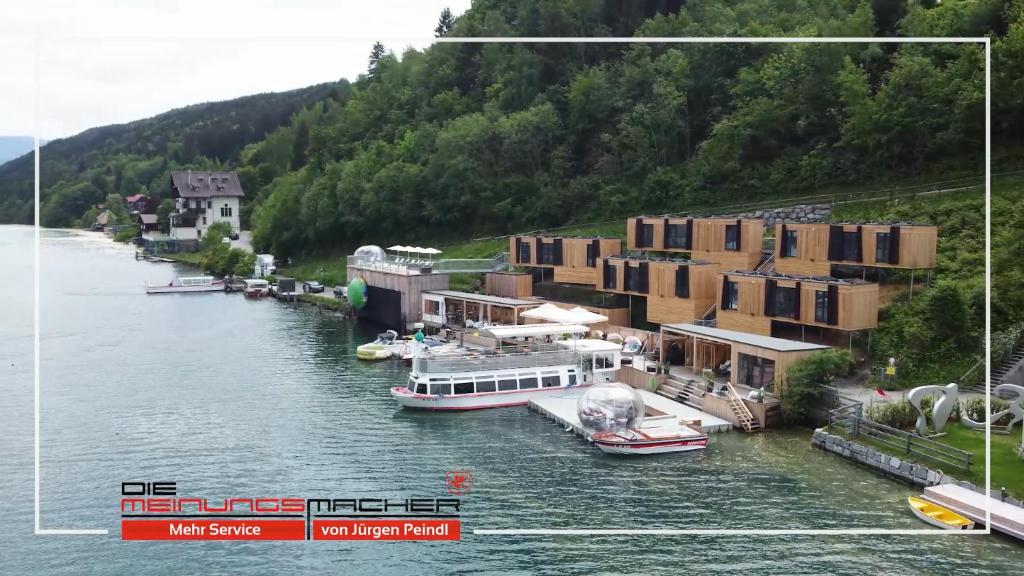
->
<box><xmin>353</xmin><ymin>245</ymin><xmax>387</xmax><ymax>266</ymax></box>
<box><xmin>577</xmin><ymin>382</ymin><xmax>645</xmax><ymax>433</ymax></box>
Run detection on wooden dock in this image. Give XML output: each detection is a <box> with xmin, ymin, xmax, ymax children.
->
<box><xmin>922</xmin><ymin>483</ymin><xmax>1024</xmax><ymax>541</ymax></box>
<box><xmin>528</xmin><ymin>387</ymin><xmax>733</xmax><ymax>443</ymax></box>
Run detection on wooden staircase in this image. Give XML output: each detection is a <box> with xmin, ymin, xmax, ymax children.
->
<box><xmin>726</xmin><ymin>382</ymin><xmax>761</xmax><ymax>432</ymax></box>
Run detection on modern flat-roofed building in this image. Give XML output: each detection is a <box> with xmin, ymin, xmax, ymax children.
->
<box><xmin>509</xmin><ymin>235</ymin><xmax>621</xmax><ymax>284</ymax></box>
<box><xmin>716</xmin><ymin>270</ymin><xmax>878</xmax><ymax>337</ymax></box>
<box><xmin>626</xmin><ymin>216</ymin><xmax>765</xmax><ymax>271</ymax></box>
<box><xmin>774</xmin><ymin>222</ymin><xmax>937</xmax><ymax>276</ymax></box>
<box><xmin>596</xmin><ymin>255</ymin><xmax>718</xmax><ymax>325</ymax></box>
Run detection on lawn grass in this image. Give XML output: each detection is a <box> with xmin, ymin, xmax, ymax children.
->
<box><xmin>830</xmin><ymin>422</ymin><xmax>1023</xmax><ymax>499</ymax></box>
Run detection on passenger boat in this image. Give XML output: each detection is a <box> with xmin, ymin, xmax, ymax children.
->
<box><xmin>390</xmin><ymin>323</ymin><xmax>622</xmax><ymax>411</ymax></box>
<box><xmin>145</xmin><ymin>276</ymin><xmax>224</xmax><ymax>294</ymax></box>
<box><xmin>907</xmin><ymin>496</ymin><xmax>975</xmax><ymax>530</ymax></box>
<box><xmin>591</xmin><ymin>417</ymin><xmax>708</xmax><ymax>455</ymax></box>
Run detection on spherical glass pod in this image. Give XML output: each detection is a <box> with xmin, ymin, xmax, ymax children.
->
<box><xmin>353</xmin><ymin>245</ymin><xmax>386</xmax><ymax>266</ymax></box>
<box><xmin>577</xmin><ymin>382</ymin><xmax>645</xmax><ymax>433</ymax></box>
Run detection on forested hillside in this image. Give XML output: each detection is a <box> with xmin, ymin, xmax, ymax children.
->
<box><xmin>0</xmin><ymin>0</ymin><xmax>1020</xmax><ymax>250</ymax></box>
<box><xmin>0</xmin><ymin>82</ymin><xmax>343</xmax><ymax>225</ymax></box>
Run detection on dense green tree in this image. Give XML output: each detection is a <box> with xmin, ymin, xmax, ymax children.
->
<box><xmin>435</xmin><ymin>7</ymin><xmax>456</xmax><ymax>37</ymax></box>
<box><xmin>368</xmin><ymin>42</ymin><xmax>387</xmax><ymax>76</ymax></box>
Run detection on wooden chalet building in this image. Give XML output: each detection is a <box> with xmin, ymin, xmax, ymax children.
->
<box><xmin>509</xmin><ymin>235</ymin><xmax>621</xmax><ymax>284</ymax></box>
<box><xmin>595</xmin><ymin>256</ymin><xmax>718</xmax><ymax>325</ymax></box>
<box><xmin>774</xmin><ymin>222</ymin><xmax>937</xmax><ymax>276</ymax></box>
<box><xmin>626</xmin><ymin>216</ymin><xmax>765</xmax><ymax>271</ymax></box>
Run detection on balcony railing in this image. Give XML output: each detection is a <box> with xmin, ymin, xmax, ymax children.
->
<box><xmin>346</xmin><ymin>253</ymin><xmax>508</xmax><ymax>274</ymax></box>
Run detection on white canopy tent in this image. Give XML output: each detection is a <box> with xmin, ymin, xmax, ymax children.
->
<box><xmin>484</xmin><ymin>323</ymin><xmax>590</xmax><ymax>340</ymax></box>
<box><xmin>519</xmin><ymin>303</ymin><xmax>608</xmax><ymax>324</ymax></box>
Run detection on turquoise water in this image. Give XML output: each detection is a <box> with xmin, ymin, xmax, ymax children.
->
<box><xmin>0</xmin><ymin>225</ymin><xmax>1021</xmax><ymax>574</ymax></box>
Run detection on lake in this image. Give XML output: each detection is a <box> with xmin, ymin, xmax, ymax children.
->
<box><xmin>0</xmin><ymin>225</ymin><xmax>1021</xmax><ymax>574</ymax></box>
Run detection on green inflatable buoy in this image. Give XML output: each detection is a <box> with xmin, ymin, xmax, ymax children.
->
<box><xmin>348</xmin><ymin>277</ymin><xmax>368</xmax><ymax>309</ymax></box>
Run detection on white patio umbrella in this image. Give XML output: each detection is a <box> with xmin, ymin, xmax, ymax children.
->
<box><xmin>567</xmin><ymin>307</ymin><xmax>609</xmax><ymax>324</ymax></box>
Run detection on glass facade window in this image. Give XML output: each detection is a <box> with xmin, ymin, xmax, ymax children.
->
<box><xmin>774</xmin><ymin>286</ymin><xmax>798</xmax><ymax>319</ymax></box>
<box><xmin>783</xmin><ymin>230</ymin><xmax>798</xmax><ymax>257</ymax></box>
<box><xmin>815</xmin><ymin>290</ymin><xmax>829</xmax><ymax>323</ymax></box>
<box><xmin>636</xmin><ymin>223</ymin><xmax>654</xmax><ymax>248</ymax></box>
<box><xmin>842</xmin><ymin>231</ymin><xmax>860</xmax><ymax>261</ymax></box>
<box><xmin>738</xmin><ymin>353</ymin><xmax>776</xmax><ymax>392</ymax></box>
<box><xmin>665</xmin><ymin>223</ymin><xmax>689</xmax><ymax>248</ymax></box>
<box><xmin>725</xmin><ymin>224</ymin><xmax>739</xmax><ymax>251</ymax></box>
<box><xmin>540</xmin><ymin>243</ymin><xmax>555</xmax><ymax>265</ymax></box>
<box><xmin>876</xmin><ymin>232</ymin><xmax>891</xmax><ymax>263</ymax></box>
<box><xmin>724</xmin><ymin>281</ymin><xmax>739</xmax><ymax>310</ymax></box>
<box><xmin>518</xmin><ymin>242</ymin><xmax>531</xmax><ymax>263</ymax></box>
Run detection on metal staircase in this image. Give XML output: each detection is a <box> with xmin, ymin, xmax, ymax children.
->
<box><xmin>696</xmin><ymin>303</ymin><xmax>717</xmax><ymax>327</ymax></box>
<box><xmin>755</xmin><ymin>249</ymin><xmax>775</xmax><ymax>273</ymax></box>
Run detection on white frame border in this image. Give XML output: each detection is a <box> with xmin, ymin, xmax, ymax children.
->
<box><xmin>33</xmin><ymin>35</ymin><xmax>991</xmax><ymax>538</ymax></box>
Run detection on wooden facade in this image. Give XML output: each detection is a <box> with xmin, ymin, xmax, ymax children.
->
<box><xmin>346</xmin><ymin>264</ymin><xmax>451</xmax><ymax>331</ymax></box>
<box><xmin>595</xmin><ymin>256</ymin><xmax>718</xmax><ymax>324</ymax></box>
<box><xmin>715</xmin><ymin>271</ymin><xmax>879</xmax><ymax>335</ymax></box>
<box><xmin>660</xmin><ymin>324</ymin><xmax>830</xmax><ymax>395</ymax></box>
<box><xmin>774</xmin><ymin>222</ymin><xmax>938</xmax><ymax>276</ymax></box>
<box><xmin>626</xmin><ymin>216</ymin><xmax>764</xmax><ymax>271</ymax></box>
<box><xmin>484</xmin><ymin>272</ymin><xmax>533</xmax><ymax>299</ymax></box>
<box><xmin>509</xmin><ymin>235</ymin><xmax>622</xmax><ymax>285</ymax></box>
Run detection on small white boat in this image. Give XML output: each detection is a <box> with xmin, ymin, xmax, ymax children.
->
<box><xmin>591</xmin><ymin>420</ymin><xmax>708</xmax><ymax>455</ymax></box>
<box><xmin>401</xmin><ymin>337</ymin><xmax>460</xmax><ymax>364</ymax></box>
<box><xmin>145</xmin><ymin>276</ymin><xmax>223</xmax><ymax>294</ymax></box>
<box><xmin>357</xmin><ymin>330</ymin><xmax>408</xmax><ymax>361</ymax></box>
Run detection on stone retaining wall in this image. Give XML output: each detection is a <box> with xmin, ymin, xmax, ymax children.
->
<box><xmin>811</xmin><ymin>428</ymin><xmax>948</xmax><ymax>487</ymax></box>
<box><xmin>731</xmin><ymin>203</ymin><xmax>832</xmax><ymax>227</ymax></box>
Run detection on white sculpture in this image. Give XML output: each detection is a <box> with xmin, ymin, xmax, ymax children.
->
<box><xmin>961</xmin><ymin>383</ymin><xmax>1024</xmax><ymax>433</ymax></box>
<box><xmin>907</xmin><ymin>383</ymin><xmax>959</xmax><ymax>436</ymax></box>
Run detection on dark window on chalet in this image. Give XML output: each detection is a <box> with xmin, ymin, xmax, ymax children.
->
<box><xmin>603</xmin><ymin>262</ymin><xmax>617</xmax><ymax>290</ymax></box>
<box><xmin>519</xmin><ymin>377</ymin><xmax>539</xmax><ymax>389</ymax></box>
<box><xmin>475</xmin><ymin>379</ymin><xmax>497</xmax><ymax>393</ymax></box>
<box><xmin>453</xmin><ymin>381</ymin><xmax>474</xmax><ymax>395</ymax></box>
<box><xmin>723</xmin><ymin>280</ymin><xmax>739</xmax><ymax>310</ymax></box>
<box><xmin>625</xmin><ymin>265</ymin><xmax>641</xmax><ymax>292</ymax></box>
<box><xmin>774</xmin><ymin>286</ymin><xmax>799</xmax><ymax>319</ymax></box>
<box><xmin>815</xmin><ymin>291</ymin><xmax>829</xmax><ymax>323</ymax></box>
<box><xmin>674</xmin><ymin>266</ymin><xmax>690</xmax><ymax>298</ymax></box>
<box><xmin>540</xmin><ymin>243</ymin><xmax>555</xmax><ymax>265</ymax></box>
<box><xmin>842</xmin><ymin>231</ymin><xmax>860</xmax><ymax>261</ymax></box>
<box><xmin>725</xmin><ymin>224</ymin><xmax>740</xmax><ymax>251</ymax></box>
<box><xmin>876</xmin><ymin>232</ymin><xmax>891</xmax><ymax>264</ymax></box>
<box><xmin>541</xmin><ymin>375</ymin><xmax>560</xmax><ymax>388</ymax></box>
<box><xmin>783</xmin><ymin>230</ymin><xmax>798</xmax><ymax>258</ymax></box>
<box><xmin>498</xmin><ymin>378</ymin><xmax>517</xmax><ymax>391</ymax></box>
<box><xmin>636</xmin><ymin>223</ymin><xmax>654</xmax><ymax>248</ymax></box>
<box><xmin>586</xmin><ymin>242</ymin><xmax>597</xmax><ymax>268</ymax></box>
<box><xmin>665</xmin><ymin>223</ymin><xmax>690</xmax><ymax>249</ymax></box>
<box><xmin>518</xmin><ymin>240</ymin><xmax>531</xmax><ymax>264</ymax></box>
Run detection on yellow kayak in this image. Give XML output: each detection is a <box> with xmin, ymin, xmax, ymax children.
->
<box><xmin>907</xmin><ymin>496</ymin><xmax>975</xmax><ymax>530</ymax></box>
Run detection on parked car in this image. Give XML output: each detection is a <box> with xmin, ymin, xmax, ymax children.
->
<box><xmin>333</xmin><ymin>285</ymin><xmax>347</xmax><ymax>299</ymax></box>
<box><xmin>221</xmin><ymin>237</ymin><xmax>231</xmax><ymax>244</ymax></box>
<box><xmin>229</xmin><ymin>231</ymin><xmax>240</xmax><ymax>240</ymax></box>
<box><xmin>303</xmin><ymin>280</ymin><xmax>325</xmax><ymax>293</ymax></box>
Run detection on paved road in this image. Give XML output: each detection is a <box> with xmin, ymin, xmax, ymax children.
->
<box><xmin>228</xmin><ymin>230</ymin><xmax>253</xmax><ymax>253</ymax></box>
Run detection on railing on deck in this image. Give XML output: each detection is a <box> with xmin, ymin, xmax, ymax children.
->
<box><xmin>346</xmin><ymin>252</ymin><xmax>508</xmax><ymax>274</ymax></box>
<box><xmin>823</xmin><ymin>385</ymin><xmax>973</xmax><ymax>472</ymax></box>
<box><xmin>413</xmin><ymin>347</ymin><xmax>577</xmax><ymax>374</ymax></box>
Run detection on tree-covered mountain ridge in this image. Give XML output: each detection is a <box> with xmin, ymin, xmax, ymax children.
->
<box><xmin>1</xmin><ymin>0</ymin><xmax>1020</xmax><ymax>245</ymax></box>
